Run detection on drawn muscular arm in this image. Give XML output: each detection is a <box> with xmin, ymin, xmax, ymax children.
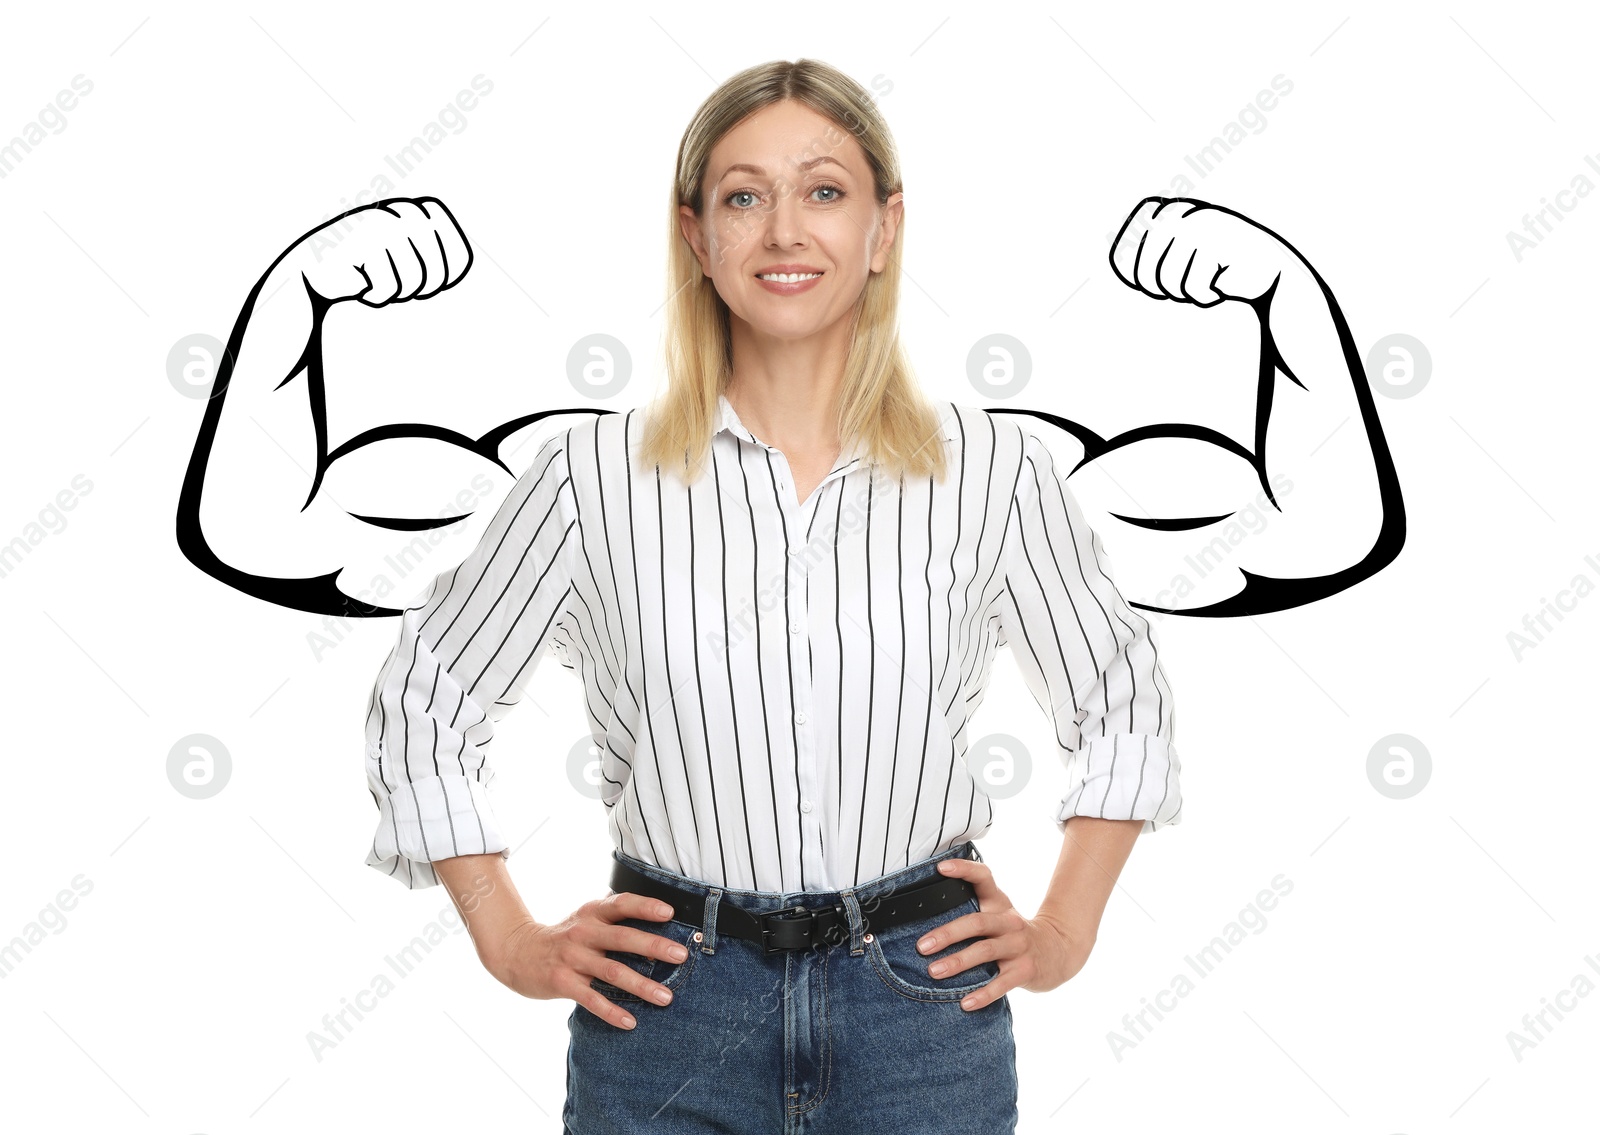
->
<box><xmin>994</xmin><ymin>197</ymin><xmax>1404</xmax><ymax>617</ymax></box>
<box><xmin>175</xmin><ymin>197</ymin><xmax>597</xmax><ymax>617</ymax></box>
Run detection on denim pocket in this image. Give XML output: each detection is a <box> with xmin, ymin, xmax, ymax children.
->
<box><xmin>590</xmin><ymin>917</ymin><xmax>700</xmax><ymax>1004</ymax></box>
<box><xmin>865</xmin><ymin>893</ymin><xmax>1000</xmax><ymax>1001</ymax></box>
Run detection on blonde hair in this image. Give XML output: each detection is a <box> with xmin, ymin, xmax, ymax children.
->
<box><xmin>638</xmin><ymin>58</ymin><xmax>950</xmax><ymax>486</ymax></box>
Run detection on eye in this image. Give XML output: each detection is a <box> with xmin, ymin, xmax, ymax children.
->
<box><xmin>723</xmin><ymin>182</ymin><xmax>847</xmax><ymax>210</ymax></box>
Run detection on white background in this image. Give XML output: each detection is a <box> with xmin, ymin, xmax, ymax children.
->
<box><xmin>1</xmin><ymin>1</ymin><xmax>1595</xmax><ymax>1131</ymax></box>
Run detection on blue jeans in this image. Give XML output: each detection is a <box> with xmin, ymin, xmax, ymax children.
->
<box><xmin>562</xmin><ymin>840</ymin><xmax>1018</xmax><ymax>1133</ymax></box>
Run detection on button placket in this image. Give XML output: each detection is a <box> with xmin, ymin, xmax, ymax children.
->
<box><xmin>791</xmin><ymin>592</ymin><xmax>822</xmax><ymax>878</ymax></box>
<box><xmin>790</xmin><ymin>461</ymin><xmax>866</xmax><ymax>889</ymax></box>
<box><xmin>777</xmin><ymin>473</ymin><xmax>826</xmax><ymax>888</ymax></box>
<box><xmin>742</xmin><ymin>429</ymin><xmax>859</xmax><ymax>891</ymax></box>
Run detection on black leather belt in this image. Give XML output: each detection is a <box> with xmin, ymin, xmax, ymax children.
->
<box><xmin>609</xmin><ymin>857</ymin><xmax>977</xmax><ymax>954</ymax></box>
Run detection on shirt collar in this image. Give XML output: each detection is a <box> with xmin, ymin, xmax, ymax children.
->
<box><xmin>715</xmin><ymin>393</ymin><xmax>957</xmax><ymax>467</ymax></box>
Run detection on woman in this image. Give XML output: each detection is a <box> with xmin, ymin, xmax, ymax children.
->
<box><xmin>365</xmin><ymin>58</ymin><xmax>1179</xmax><ymax>1133</ymax></box>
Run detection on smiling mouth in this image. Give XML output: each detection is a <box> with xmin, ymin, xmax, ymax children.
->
<box><xmin>755</xmin><ymin>271</ymin><xmax>824</xmax><ymax>281</ymax></box>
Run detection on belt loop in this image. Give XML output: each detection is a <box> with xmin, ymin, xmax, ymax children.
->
<box><xmin>701</xmin><ymin>889</ymin><xmax>721</xmax><ymax>954</ymax></box>
<box><xmin>840</xmin><ymin>889</ymin><xmax>865</xmax><ymax>956</ymax></box>
<box><xmin>968</xmin><ymin>840</ymin><xmax>983</xmax><ymax>863</ymax></box>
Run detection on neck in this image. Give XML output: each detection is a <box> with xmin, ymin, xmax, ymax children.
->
<box><xmin>723</xmin><ymin>315</ymin><xmax>852</xmax><ymax>456</ymax></box>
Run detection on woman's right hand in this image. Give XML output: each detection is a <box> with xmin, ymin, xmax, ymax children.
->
<box><xmin>487</xmin><ymin>892</ymin><xmax>690</xmax><ymax>1029</ymax></box>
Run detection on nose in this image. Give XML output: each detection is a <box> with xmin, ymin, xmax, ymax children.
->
<box><xmin>762</xmin><ymin>180</ymin><xmax>808</xmax><ymax>248</ymax></box>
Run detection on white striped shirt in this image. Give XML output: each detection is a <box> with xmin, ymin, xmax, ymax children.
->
<box><xmin>364</xmin><ymin>394</ymin><xmax>1180</xmax><ymax>892</ymax></box>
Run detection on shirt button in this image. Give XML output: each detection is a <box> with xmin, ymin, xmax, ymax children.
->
<box><xmin>794</xmin><ymin>711</ymin><xmax>807</xmax><ymax>725</ymax></box>
<box><xmin>789</xmin><ymin>620</ymin><xmax>802</xmax><ymax>634</ymax></box>
<box><xmin>801</xmin><ymin>800</ymin><xmax>813</xmax><ymax>814</ymax></box>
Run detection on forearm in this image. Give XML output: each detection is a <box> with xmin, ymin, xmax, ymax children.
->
<box><xmin>1035</xmin><ymin>816</ymin><xmax>1143</xmax><ymax>937</ymax></box>
<box><xmin>432</xmin><ymin>852</ymin><xmax>541</xmax><ymax>976</ymax></box>
<box><xmin>221</xmin><ymin>249</ymin><xmax>325</xmax><ymax>406</ymax></box>
<box><xmin>197</xmin><ymin>250</ymin><xmax>326</xmax><ymax>511</ymax></box>
<box><xmin>1257</xmin><ymin>260</ymin><xmax>1369</xmax><ymax>451</ymax></box>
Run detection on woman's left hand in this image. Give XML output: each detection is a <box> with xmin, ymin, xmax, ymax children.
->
<box><xmin>925</xmin><ymin>856</ymin><xmax>1096</xmax><ymax>1011</ymax></box>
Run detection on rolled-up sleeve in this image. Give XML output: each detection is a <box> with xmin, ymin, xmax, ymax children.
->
<box><xmin>363</xmin><ymin>433</ymin><xmax>581</xmax><ymax>889</ymax></box>
<box><xmin>995</xmin><ymin>427</ymin><xmax>1181</xmax><ymax>833</ymax></box>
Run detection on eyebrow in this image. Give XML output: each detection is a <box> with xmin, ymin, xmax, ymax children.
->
<box><xmin>716</xmin><ymin>155</ymin><xmax>849</xmax><ymax>181</ymax></box>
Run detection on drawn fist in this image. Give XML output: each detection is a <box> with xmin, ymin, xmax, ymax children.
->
<box><xmin>296</xmin><ymin>197</ymin><xmax>474</xmax><ymax>306</ymax></box>
<box><xmin>1109</xmin><ymin>197</ymin><xmax>1292</xmax><ymax>306</ymax></box>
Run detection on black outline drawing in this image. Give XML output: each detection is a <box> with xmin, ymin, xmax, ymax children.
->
<box><xmin>177</xmin><ymin>196</ymin><xmax>1403</xmax><ymax>620</ymax></box>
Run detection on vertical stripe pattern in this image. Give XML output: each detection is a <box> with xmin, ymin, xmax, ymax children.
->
<box><xmin>365</xmin><ymin>396</ymin><xmax>1181</xmax><ymax>891</ymax></box>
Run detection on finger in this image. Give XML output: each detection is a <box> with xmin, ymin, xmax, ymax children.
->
<box><xmin>929</xmin><ymin>947</ymin><xmax>992</xmax><ymax>986</ymax></box>
<box><xmin>1184</xmin><ymin>257</ymin><xmax>1225</xmax><ymax>306</ymax></box>
<box><xmin>386</xmin><ymin>240</ymin><xmax>427</xmax><ymax>302</ymax></box>
<box><xmin>408</xmin><ymin>235</ymin><xmax>448</xmax><ymax>299</ymax></box>
<box><xmin>1160</xmin><ymin>203</ymin><xmax>1228</xmax><ymax>305</ymax></box>
<box><xmin>1136</xmin><ymin>198</ymin><xmax>1201</xmax><ymax>299</ymax></box>
<box><xmin>591</xmin><ymin>893</ymin><xmax>686</xmax><ymax>964</ymax></box>
<box><xmin>958</xmin><ymin>970</ymin><xmax>1016</xmax><ymax>1012</ymax></box>
<box><xmin>926</xmin><ymin>924</ymin><xmax>1007</xmax><ymax>978</ymax></box>
<box><xmin>380</xmin><ymin>199</ymin><xmax>435</xmax><ymax>299</ymax></box>
<box><xmin>604</xmin><ymin>890</ymin><xmax>678</xmax><ymax>922</ymax></box>
<box><xmin>915</xmin><ymin>906</ymin><xmax>999</xmax><ymax>954</ymax></box>
<box><xmin>934</xmin><ymin>855</ymin><xmax>997</xmax><ymax>899</ymax></box>
<box><xmin>1108</xmin><ymin>197</ymin><xmax>1163</xmax><ymax>294</ymax></box>
<box><xmin>385</xmin><ymin>196</ymin><xmax>433</xmax><ymax>230</ymax></box>
<box><xmin>603</xmin><ymin>922</ymin><xmax>691</xmax><ymax>967</ymax></box>
<box><xmin>591</xmin><ymin>948</ymin><xmax>668</xmax><ymax>1000</ymax></box>
<box><xmin>934</xmin><ymin>851</ymin><xmax>992</xmax><ymax>890</ymax></box>
<box><xmin>355</xmin><ymin>253</ymin><xmax>399</xmax><ymax>307</ymax></box>
<box><xmin>577</xmin><ymin>986</ymin><xmax>639</xmax><ymax>1030</ymax></box>
<box><xmin>393</xmin><ymin>199</ymin><xmax>451</xmax><ymax>299</ymax></box>
<box><xmin>1158</xmin><ymin>242</ymin><xmax>1197</xmax><ymax>300</ymax></box>
<box><xmin>417</xmin><ymin>197</ymin><xmax>474</xmax><ymax>289</ymax></box>
<box><xmin>932</xmin><ymin>860</ymin><xmax>1010</xmax><ymax>921</ymax></box>
<box><xmin>591</xmin><ymin>950</ymin><xmax>676</xmax><ymax>1006</ymax></box>
<box><xmin>431</xmin><ymin>224</ymin><xmax>470</xmax><ymax>292</ymax></box>
<box><xmin>1155</xmin><ymin>197</ymin><xmax>1203</xmax><ymax>223</ymax></box>
<box><xmin>1133</xmin><ymin>225</ymin><xmax>1172</xmax><ymax>300</ymax></box>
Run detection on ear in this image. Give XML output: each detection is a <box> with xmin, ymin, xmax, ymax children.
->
<box><xmin>678</xmin><ymin>204</ymin><xmax>711</xmax><ymax>276</ymax></box>
<box><xmin>870</xmin><ymin>191</ymin><xmax>905</xmax><ymax>274</ymax></box>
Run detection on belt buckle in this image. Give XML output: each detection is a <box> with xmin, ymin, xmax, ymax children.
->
<box><xmin>758</xmin><ymin>905</ymin><xmax>813</xmax><ymax>954</ymax></box>
<box><xmin>759</xmin><ymin>903</ymin><xmax>851</xmax><ymax>954</ymax></box>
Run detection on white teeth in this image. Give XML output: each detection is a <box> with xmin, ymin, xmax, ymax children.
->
<box><xmin>758</xmin><ymin>272</ymin><xmax>822</xmax><ymax>282</ymax></box>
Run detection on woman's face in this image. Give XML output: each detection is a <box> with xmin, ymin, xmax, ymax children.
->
<box><xmin>678</xmin><ymin>98</ymin><xmax>903</xmax><ymax>344</ymax></box>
